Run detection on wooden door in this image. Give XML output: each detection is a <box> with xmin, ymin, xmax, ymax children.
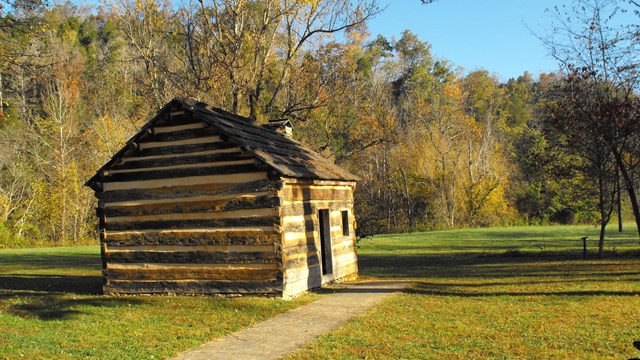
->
<box><xmin>318</xmin><ymin>209</ymin><xmax>333</xmax><ymax>275</ymax></box>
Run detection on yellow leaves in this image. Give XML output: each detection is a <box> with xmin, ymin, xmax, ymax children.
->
<box><xmin>475</xmin><ymin>182</ymin><xmax>517</xmax><ymax>225</ymax></box>
<box><xmin>134</xmin><ymin>0</ymin><xmax>160</xmax><ymax>14</ymax></box>
<box><xmin>295</xmin><ymin>0</ymin><xmax>319</xmax><ymax>10</ymax></box>
<box><xmin>0</xmin><ymin>193</ymin><xmax>9</xmax><ymax>220</ymax></box>
<box><xmin>33</xmin><ymin>24</ymin><xmax>48</xmax><ymax>34</ymax></box>
<box><xmin>397</xmin><ymin>75</ymin><xmax>515</xmax><ymax>227</ymax></box>
<box><xmin>442</xmin><ymin>82</ymin><xmax>462</xmax><ymax>101</ymax></box>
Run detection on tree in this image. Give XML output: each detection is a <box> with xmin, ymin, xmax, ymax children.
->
<box><xmin>0</xmin><ymin>127</ymin><xmax>38</xmax><ymax>246</ymax></box>
<box><xmin>110</xmin><ymin>0</ymin><xmax>173</xmax><ymax>110</ymax></box>
<box><xmin>458</xmin><ymin>71</ymin><xmax>509</xmax><ymax>225</ymax></box>
<box><xmin>172</xmin><ymin>0</ymin><xmax>380</xmax><ymax>120</ymax></box>
<box><xmin>545</xmin><ymin>72</ymin><xmax>623</xmax><ymax>255</ymax></box>
<box><xmin>545</xmin><ymin>0</ymin><xmax>640</xmax><ymax>241</ymax></box>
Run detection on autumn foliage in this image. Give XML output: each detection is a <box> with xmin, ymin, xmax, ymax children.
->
<box><xmin>0</xmin><ymin>0</ymin><xmax>638</xmax><ymax>246</ymax></box>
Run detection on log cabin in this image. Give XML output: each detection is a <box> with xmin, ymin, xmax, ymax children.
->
<box><xmin>86</xmin><ymin>98</ymin><xmax>359</xmax><ymax>298</ymax></box>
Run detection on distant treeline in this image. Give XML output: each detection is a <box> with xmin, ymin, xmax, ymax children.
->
<box><xmin>0</xmin><ymin>0</ymin><xmax>639</xmax><ymax>249</ymax></box>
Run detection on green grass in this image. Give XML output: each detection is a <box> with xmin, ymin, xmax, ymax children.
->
<box><xmin>287</xmin><ymin>224</ymin><xmax>640</xmax><ymax>359</ymax></box>
<box><xmin>0</xmin><ymin>246</ymin><xmax>319</xmax><ymax>360</ymax></box>
<box><xmin>2</xmin><ymin>225</ymin><xmax>639</xmax><ymax>359</ymax></box>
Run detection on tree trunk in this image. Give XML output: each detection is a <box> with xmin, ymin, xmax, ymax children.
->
<box><xmin>0</xmin><ymin>72</ymin><xmax>3</xmax><ymax>115</ymax></box>
<box><xmin>614</xmin><ymin>152</ymin><xmax>640</xmax><ymax>240</ymax></box>
<box><xmin>249</xmin><ymin>93</ymin><xmax>258</xmax><ymax>121</ymax></box>
<box><xmin>401</xmin><ymin>169</ymin><xmax>413</xmax><ymax>232</ymax></box>
<box><xmin>598</xmin><ymin>220</ymin><xmax>606</xmax><ymax>257</ymax></box>
<box><xmin>616</xmin><ymin>165</ymin><xmax>622</xmax><ymax>232</ymax></box>
<box><xmin>598</xmin><ymin>176</ymin><xmax>606</xmax><ymax>257</ymax></box>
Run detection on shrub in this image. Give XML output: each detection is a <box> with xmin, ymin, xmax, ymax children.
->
<box><xmin>550</xmin><ymin>208</ymin><xmax>576</xmax><ymax>225</ymax></box>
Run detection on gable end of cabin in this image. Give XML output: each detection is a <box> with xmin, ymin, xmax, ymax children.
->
<box><xmin>93</xmin><ymin>102</ymin><xmax>285</xmax><ymax>296</ymax></box>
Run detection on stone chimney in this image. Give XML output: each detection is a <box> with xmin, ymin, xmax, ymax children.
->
<box><xmin>263</xmin><ymin>119</ymin><xmax>293</xmax><ymax>138</ymax></box>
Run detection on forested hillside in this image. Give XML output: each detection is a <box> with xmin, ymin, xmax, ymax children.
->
<box><xmin>1</xmin><ymin>0</ymin><xmax>639</xmax><ymax>247</ymax></box>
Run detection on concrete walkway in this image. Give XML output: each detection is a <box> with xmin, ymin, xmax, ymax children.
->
<box><xmin>170</xmin><ymin>281</ymin><xmax>411</xmax><ymax>360</ymax></box>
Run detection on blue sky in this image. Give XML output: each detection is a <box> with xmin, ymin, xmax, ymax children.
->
<box><xmin>367</xmin><ymin>0</ymin><xmax>569</xmax><ymax>81</ymax></box>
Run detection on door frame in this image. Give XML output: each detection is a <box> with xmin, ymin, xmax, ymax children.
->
<box><xmin>317</xmin><ymin>209</ymin><xmax>333</xmax><ymax>276</ymax></box>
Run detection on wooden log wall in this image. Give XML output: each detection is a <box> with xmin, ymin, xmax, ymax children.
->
<box><xmin>277</xmin><ymin>179</ymin><xmax>358</xmax><ymax>298</ymax></box>
<box><xmin>96</xmin><ymin>107</ymin><xmax>282</xmax><ymax>296</ymax></box>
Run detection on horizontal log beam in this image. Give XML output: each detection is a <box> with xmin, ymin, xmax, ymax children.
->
<box><xmin>168</xmin><ymin>110</ymin><xmax>185</xmax><ymax>116</ymax></box>
<box><xmin>104</xmin><ymin>280</ymin><xmax>279</xmax><ymax>295</ymax></box>
<box><xmin>280</xmin><ymin>199</ymin><xmax>353</xmax><ymax>207</ymax></box>
<box><xmin>104</xmin><ymin>163</ymin><xmax>262</xmax><ymax>183</ymax></box>
<box><xmin>106</xmin><ymin>244</ymin><xmax>273</xmax><ymax>253</ymax></box>
<box><xmin>280</xmin><ymin>214</ymin><xmax>314</xmax><ymax>228</ymax></box>
<box><xmin>157</xmin><ymin>113</ymin><xmax>201</xmax><ymax>126</ymax></box>
<box><xmin>281</xmin><ymin>178</ymin><xmax>356</xmax><ymax>187</ymax></box>
<box><xmin>138</xmin><ymin>136</ymin><xmax>222</xmax><ymax>150</ymax></box>
<box><xmin>97</xmin><ymin>180</ymin><xmax>276</xmax><ymax>203</ymax></box>
<box><xmin>136</xmin><ymin>141</ymin><xmax>236</xmax><ymax>157</ymax></box>
<box><xmin>333</xmin><ymin>262</ymin><xmax>358</xmax><ymax>280</ymax></box>
<box><xmin>285</xmin><ymin>264</ymin><xmax>321</xmax><ymax>284</ymax></box>
<box><xmin>105</xmin><ymin>194</ymin><xmax>277</xmax><ymax>217</ymax></box>
<box><xmin>145</xmin><ymin>127</ymin><xmax>217</xmax><ymax>142</ymax></box>
<box><xmin>282</xmin><ymin>276</ymin><xmax>321</xmax><ymax>297</ymax></box>
<box><xmin>108</xmin><ymin>159</ymin><xmax>255</xmax><ymax>175</ymax></box>
<box><xmin>104</xmin><ymin>228</ymin><xmax>277</xmax><ymax>246</ymax></box>
<box><xmin>332</xmin><ymin>247</ymin><xmax>356</xmax><ymax>261</ymax></box>
<box><xmin>283</xmin><ymin>231</ymin><xmax>315</xmax><ymax>247</ymax></box>
<box><xmin>111</xmin><ymin>153</ymin><xmax>254</xmax><ymax>171</ymax></box>
<box><xmin>152</xmin><ymin>122</ymin><xmax>204</xmax><ymax>134</ymax></box>
<box><xmin>283</xmin><ymin>244</ymin><xmax>317</xmax><ymax>258</ymax></box>
<box><xmin>108</xmin><ymin>262</ymin><xmax>277</xmax><ymax>270</ymax></box>
<box><xmin>332</xmin><ymin>252</ymin><xmax>358</xmax><ymax>268</ymax></box>
<box><xmin>105</xmin><ymin>263</ymin><xmax>278</xmax><ymax>281</ymax></box>
<box><xmin>121</xmin><ymin>147</ymin><xmax>242</xmax><ymax>164</ymax></box>
<box><xmin>105</xmin><ymin>191</ymin><xmax>272</xmax><ymax>208</ymax></box>
<box><xmin>107</xmin><ymin>207</ymin><xmax>275</xmax><ymax>223</ymax></box>
<box><xmin>101</xmin><ymin>172</ymin><xmax>268</xmax><ymax>191</ymax></box>
<box><xmin>284</xmin><ymin>251</ymin><xmax>319</xmax><ymax>269</ymax></box>
<box><xmin>104</xmin><ymin>215</ymin><xmax>278</xmax><ymax>231</ymax></box>
<box><xmin>105</xmin><ymin>249</ymin><xmax>276</xmax><ymax>264</ymax></box>
<box><xmin>279</xmin><ymin>186</ymin><xmax>353</xmax><ymax>202</ymax></box>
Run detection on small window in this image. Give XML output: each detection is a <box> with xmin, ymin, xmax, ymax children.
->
<box><xmin>341</xmin><ymin>210</ymin><xmax>350</xmax><ymax>236</ymax></box>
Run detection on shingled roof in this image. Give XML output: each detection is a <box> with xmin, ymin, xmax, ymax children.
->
<box><xmin>86</xmin><ymin>98</ymin><xmax>358</xmax><ymax>188</ymax></box>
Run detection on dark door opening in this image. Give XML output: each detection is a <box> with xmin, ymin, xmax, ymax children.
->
<box><xmin>318</xmin><ymin>209</ymin><xmax>333</xmax><ymax>275</ymax></box>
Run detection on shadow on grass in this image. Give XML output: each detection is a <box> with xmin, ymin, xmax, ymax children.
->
<box><xmin>359</xmin><ymin>251</ymin><xmax>640</xmax><ymax>279</ymax></box>
<box><xmin>0</xmin><ymin>274</ymin><xmax>145</xmax><ymax>321</ymax></box>
<box><xmin>0</xmin><ymin>274</ymin><xmax>102</xmax><ymax>295</ymax></box>
<box><xmin>5</xmin><ymin>294</ymin><xmax>144</xmax><ymax>320</ymax></box>
<box><xmin>0</xmin><ymin>273</ymin><xmax>135</xmax><ymax>321</ymax></box>
<box><xmin>358</xmin><ymin>249</ymin><xmax>640</xmax><ymax>298</ymax></box>
<box><xmin>0</xmin><ymin>253</ymin><xmax>100</xmax><ymax>271</ymax></box>
<box><xmin>314</xmin><ymin>281</ymin><xmax>411</xmax><ymax>295</ymax></box>
<box><xmin>405</xmin><ymin>283</ymin><xmax>640</xmax><ymax>297</ymax></box>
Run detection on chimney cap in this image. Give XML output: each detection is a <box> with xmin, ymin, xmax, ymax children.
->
<box><xmin>262</xmin><ymin>119</ymin><xmax>293</xmax><ymax>137</ymax></box>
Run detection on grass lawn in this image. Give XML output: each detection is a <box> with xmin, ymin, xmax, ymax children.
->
<box><xmin>0</xmin><ymin>246</ymin><xmax>319</xmax><ymax>360</ymax></box>
<box><xmin>286</xmin><ymin>224</ymin><xmax>640</xmax><ymax>359</ymax></box>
